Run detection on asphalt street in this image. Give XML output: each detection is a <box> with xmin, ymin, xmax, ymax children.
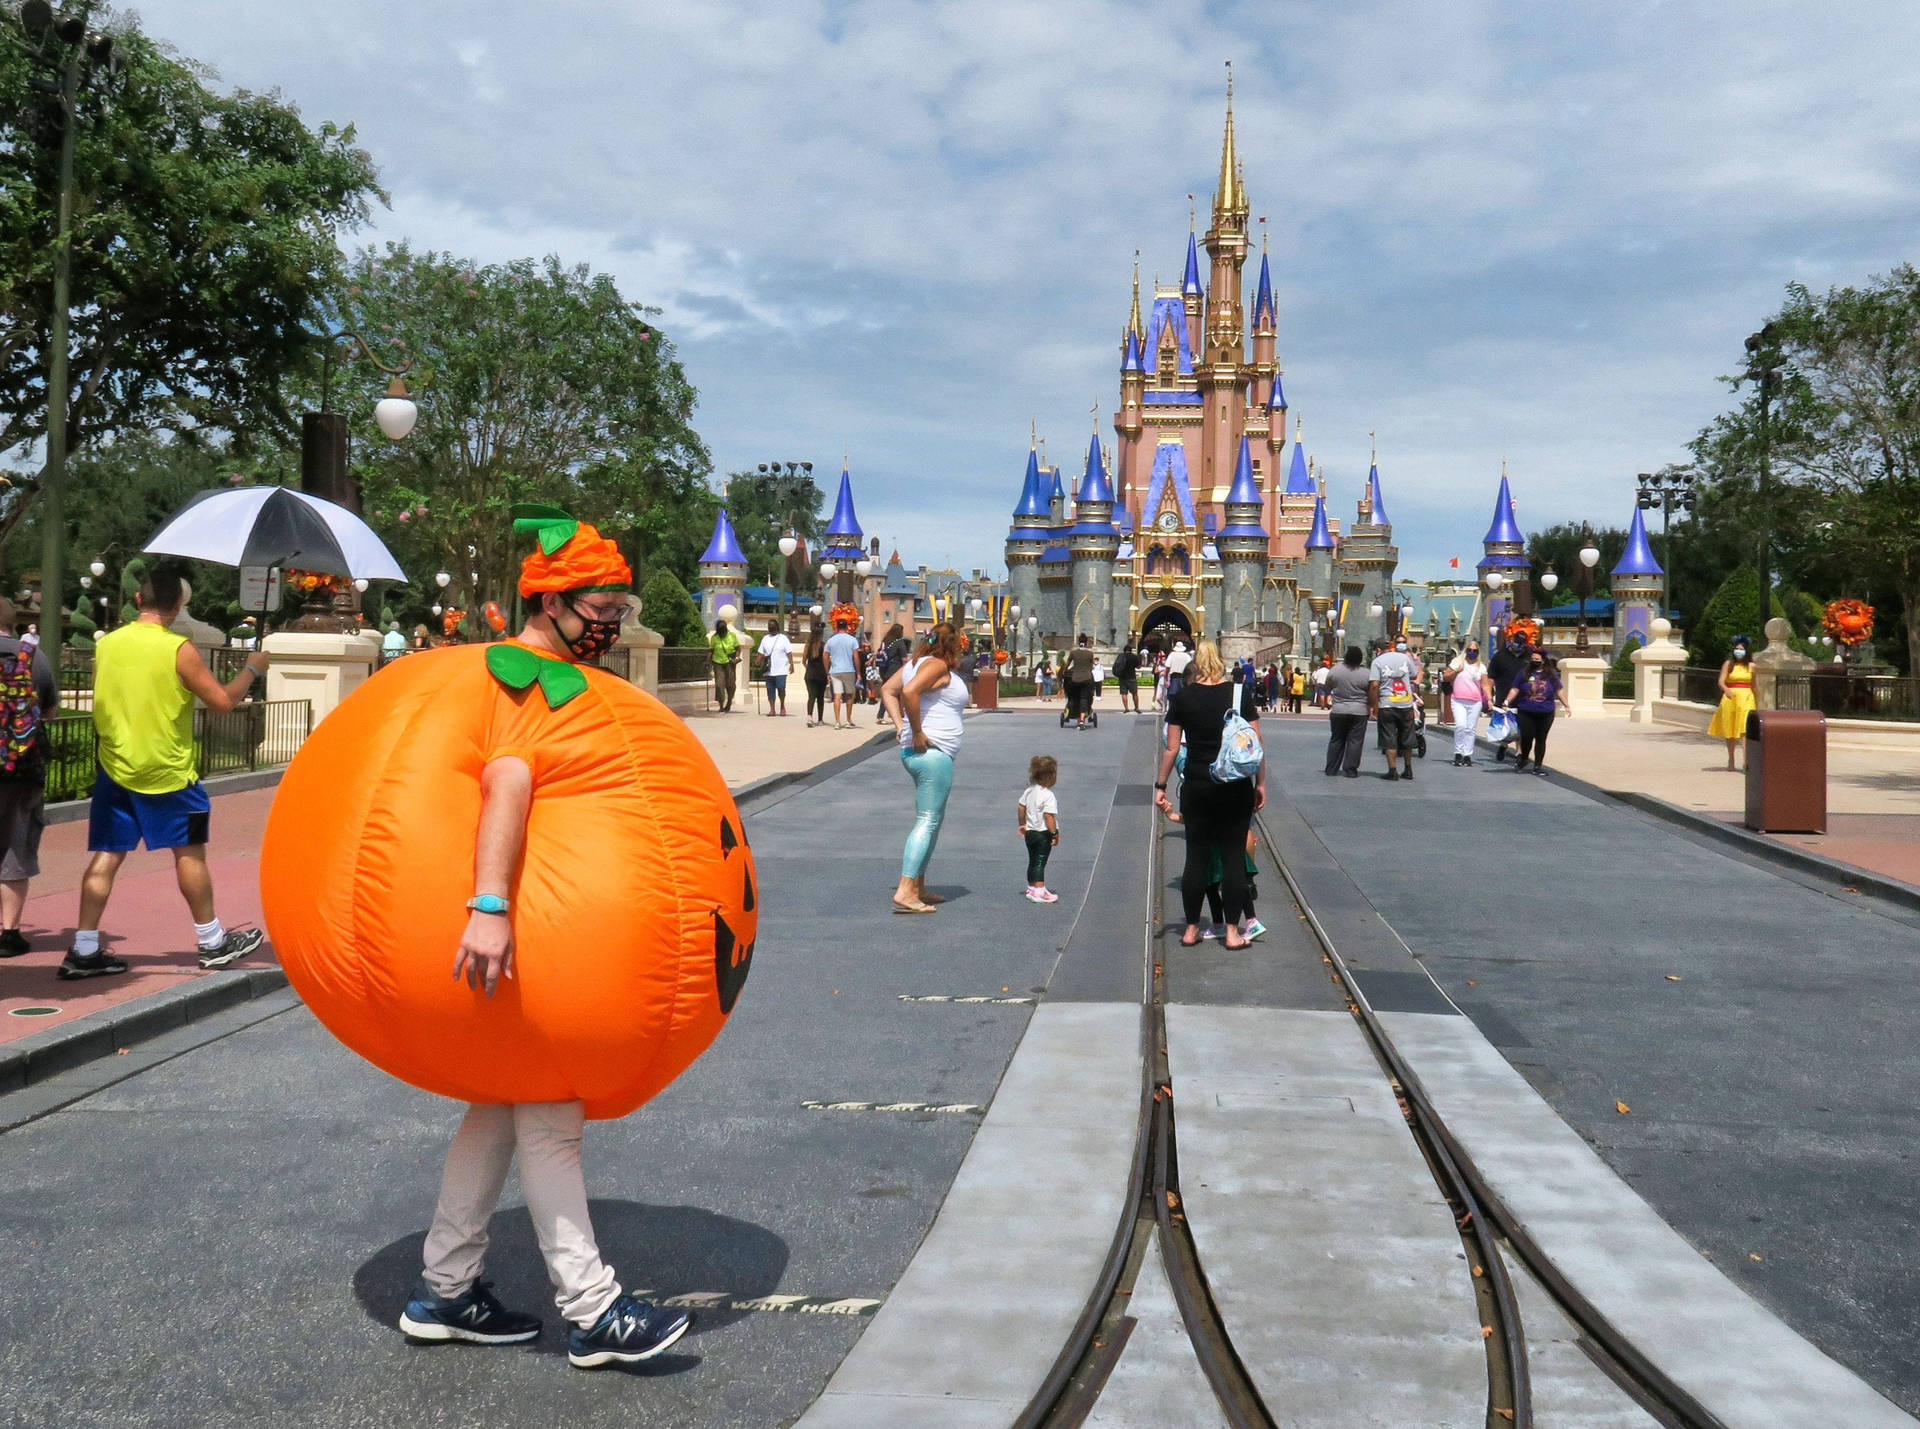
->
<box><xmin>1265</xmin><ymin>717</ymin><xmax>1920</xmax><ymax>1415</ymax></box>
<box><xmin>0</xmin><ymin>712</ymin><xmax>1143</xmax><ymax>1429</ymax></box>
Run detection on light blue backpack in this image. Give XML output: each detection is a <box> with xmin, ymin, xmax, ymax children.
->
<box><xmin>1210</xmin><ymin>710</ymin><xmax>1264</xmax><ymax>783</ymax></box>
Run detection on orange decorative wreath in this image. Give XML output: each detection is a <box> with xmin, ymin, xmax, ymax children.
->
<box><xmin>828</xmin><ymin>602</ymin><xmax>860</xmax><ymax>630</ymax></box>
<box><xmin>992</xmin><ymin>648</ymin><xmax>1009</xmax><ymax>666</ymax></box>
<box><xmin>441</xmin><ymin>607</ymin><xmax>467</xmax><ymax>639</ymax></box>
<box><xmin>1822</xmin><ymin>598</ymin><xmax>1874</xmax><ymax>648</ymax></box>
<box><xmin>1503</xmin><ymin>616</ymin><xmax>1541</xmax><ymax>647</ymax></box>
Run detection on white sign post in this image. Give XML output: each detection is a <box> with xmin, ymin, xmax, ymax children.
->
<box><xmin>239</xmin><ymin>565</ymin><xmax>283</xmax><ymax>614</ymax></box>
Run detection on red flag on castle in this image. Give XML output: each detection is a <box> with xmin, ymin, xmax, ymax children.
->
<box><xmin>1449</xmin><ymin>556</ymin><xmax>1460</xmax><ymax>568</ymax></box>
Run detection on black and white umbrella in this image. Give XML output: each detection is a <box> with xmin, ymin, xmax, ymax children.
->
<box><xmin>142</xmin><ymin>486</ymin><xmax>407</xmax><ymax>582</ymax></box>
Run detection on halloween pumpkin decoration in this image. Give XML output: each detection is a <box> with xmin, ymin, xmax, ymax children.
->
<box><xmin>828</xmin><ymin>602</ymin><xmax>860</xmax><ymax>630</ymax></box>
<box><xmin>261</xmin><ymin>505</ymin><xmax>756</xmax><ymax>1119</ymax></box>
<box><xmin>1822</xmin><ymin>598</ymin><xmax>1874</xmax><ymax>649</ymax></box>
<box><xmin>1503</xmin><ymin>615</ymin><xmax>1541</xmax><ymax>648</ymax></box>
<box><xmin>484</xmin><ymin>600</ymin><xmax>507</xmax><ymax>633</ymax></box>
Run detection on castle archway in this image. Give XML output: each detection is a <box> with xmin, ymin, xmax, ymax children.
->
<box><xmin>1137</xmin><ymin>602</ymin><xmax>1193</xmax><ymax>654</ymax></box>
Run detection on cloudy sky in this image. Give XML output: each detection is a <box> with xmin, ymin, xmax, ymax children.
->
<box><xmin>130</xmin><ymin>0</ymin><xmax>1920</xmax><ymax>577</ymax></box>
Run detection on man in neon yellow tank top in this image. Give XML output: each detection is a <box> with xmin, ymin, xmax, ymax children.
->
<box><xmin>60</xmin><ymin>567</ymin><xmax>273</xmax><ymax>980</ymax></box>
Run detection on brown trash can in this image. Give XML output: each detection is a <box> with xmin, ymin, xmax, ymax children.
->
<box><xmin>1744</xmin><ymin>709</ymin><xmax>1826</xmax><ymax>833</ymax></box>
<box><xmin>973</xmin><ymin>668</ymin><xmax>998</xmax><ymax>711</ymax></box>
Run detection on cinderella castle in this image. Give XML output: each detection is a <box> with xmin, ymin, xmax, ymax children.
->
<box><xmin>1006</xmin><ymin>78</ymin><xmax>1399</xmax><ymax>659</ymax></box>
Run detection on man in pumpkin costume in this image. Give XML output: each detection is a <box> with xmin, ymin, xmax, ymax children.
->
<box><xmin>396</xmin><ymin>507</ymin><xmax>694</xmax><ymax>1367</ymax></box>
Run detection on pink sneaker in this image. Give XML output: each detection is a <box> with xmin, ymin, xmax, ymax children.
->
<box><xmin>1032</xmin><ymin>888</ymin><xmax>1059</xmax><ymax>904</ymax></box>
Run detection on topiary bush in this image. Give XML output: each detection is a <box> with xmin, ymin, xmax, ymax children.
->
<box><xmin>1689</xmin><ymin>563</ymin><xmax>1784</xmax><ymax>668</ymax></box>
<box><xmin>638</xmin><ymin>569</ymin><xmax>704</xmax><ymax>646</ymax></box>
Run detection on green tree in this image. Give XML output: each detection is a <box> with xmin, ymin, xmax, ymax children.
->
<box><xmin>1690</xmin><ymin>563</ymin><xmax>1784</xmax><ymax>667</ymax></box>
<box><xmin>0</xmin><ymin>5</ymin><xmax>381</xmax><ymax>528</ymax></box>
<box><xmin>1523</xmin><ymin>523</ymin><xmax>1627</xmax><ymax>611</ymax></box>
<box><xmin>638</xmin><ymin>568</ymin><xmax>702</xmax><ymax>646</ymax></box>
<box><xmin>310</xmin><ymin>244</ymin><xmax>713</xmax><ymax>617</ymax></box>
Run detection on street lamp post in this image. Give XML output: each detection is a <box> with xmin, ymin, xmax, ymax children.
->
<box><xmin>1025</xmin><ymin>614</ymin><xmax>1038</xmax><ymax>678</ymax></box>
<box><xmin>20</xmin><ymin>0</ymin><xmax>123</xmax><ymax>656</ymax></box>
<box><xmin>1637</xmin><ymin>468</ymin><xmax>1697</xmax><ymax>618</ymax></box>
<box><xmin>1574</xmin><ymin>528</ymin><xmax>1600</xmax><ymax>654</ymax></box>
<box><xmin>1744</xmin><ymin>324</ymin><xmax>1783</xmax><ymax>630</ymax></box>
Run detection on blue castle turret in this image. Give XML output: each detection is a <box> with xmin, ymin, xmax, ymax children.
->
<box><xmin>697</xmin><ymin>507</ymin><xmax>748</xmax><ymax>627</ymax></box>
<box><xmin>1345</xmin><ymin>448</ymin><xmax>1400</xmax><ymax>647</ymax></box>
<box><xmin>822</xmin><ymin>468</ymin><xmax>864</xmax><ymax>561</ymax></box>
<box><xmin>1006</xmin><ymin>446</ymin><xmax>1049</xmax><ymax>629</ymax></box>
<box><xmin>1216</xmin><ymin>436</ymin><xmax>1267</xmax><ymax>632</ymax></box>
<box><xmin>1477</xmin><ymin>467</ymin><xmax>1529</xmax><ymax>640</ymax></box>
<box><xmin>1068</xmin><ymin>431</ymin><xmax>1121</xmax><ymax>642</ymax></box>
<box><xmin>1610</xmin><ymin>503</ymin><xmax>1665</xmax><ymax>649</ymax></box>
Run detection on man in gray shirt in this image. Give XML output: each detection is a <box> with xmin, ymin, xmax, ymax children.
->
<box><xmin>0</xmin><ymin>596</ymin><xmax>59</xmax><ymax>957</ymax></box>
<box><xmin>1322</xmin><ymin>645</ymin><xmax>1372</xmax><ymax>778</ymax></box>
<box><xmin>1370</xmin><ymin>638</ymin><xmax>1424</xmax><ymax>782</ymax></box>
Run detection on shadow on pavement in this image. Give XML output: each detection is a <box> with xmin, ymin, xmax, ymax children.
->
<box><xmin>352</xmin><ymin>1199</ymin><xmax>789</xmax><ymax>1363</ymax></box>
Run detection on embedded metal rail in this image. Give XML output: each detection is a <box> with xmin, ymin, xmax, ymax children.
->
<box><xmin>1254</xmin><ymin>807</ymin><xmax>1728</xmax><ymax>1429</ymax></box>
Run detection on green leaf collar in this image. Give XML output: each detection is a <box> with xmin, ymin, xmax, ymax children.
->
<box><xmin>486</xmin><ymin>642</ymin><xmax>590</xmax><ymax>709</ymax></box>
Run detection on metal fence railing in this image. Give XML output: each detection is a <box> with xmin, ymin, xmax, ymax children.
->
<box><xmin>1660</xmin><ymin>666</ymin><xmax>1724</xmax><ymax>705</ymax></box>
<box><xmin>1662</xmin><ymin>664</ymin><xmax>1920</xmax><ymax>722</ymax></box>
<box><xmin>40</xmin><ymin>699</ymin><xmax>314</xmax><ymax>804</ymax></box>
<box><xmin>598</xmin><ymin>646</ymin><xmax>632</xmax><ymax>681</ymax></box>
<box><xmin>1773</xmin><ymin>671</ymin><xmax>1920</xmax><ymax>721</ymax></box>
<box><xmin>659</xmin><ymin>647</ymin><xmax>712</xmax><ymax>686</ymax></box>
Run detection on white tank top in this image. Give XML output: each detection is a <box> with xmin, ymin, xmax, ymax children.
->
<box><xmin>897</xmin><ymin>657</ymin><xmax>968</xmax><ymax>757</ymax></box>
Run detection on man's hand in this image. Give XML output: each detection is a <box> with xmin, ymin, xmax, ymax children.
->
<box><xmin>1254</xmin><ymin>784</ymin><xmax>1267</xmax><ymax>811</ymax></box>
<box><xmin>453</xmin><ymin>910</ymin><xmax>515</xmax><ymax>997</ymax></box>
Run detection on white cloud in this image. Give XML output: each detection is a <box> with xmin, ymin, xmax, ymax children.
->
<box><xmin>128</xmin><ymin>0</ymin><xmax>1920</xmax><ymax>575</ymax></box>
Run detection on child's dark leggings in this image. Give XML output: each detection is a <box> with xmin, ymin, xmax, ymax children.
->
<box><xmin>1206</xmin><ymin>879</ymin><xmax>1256</xmax><ymax>927</ymax></box>
<box><xmin>1024</xmin><ymin>830</ymin><xmax>1053</xmax><ymax>884</ymax></box>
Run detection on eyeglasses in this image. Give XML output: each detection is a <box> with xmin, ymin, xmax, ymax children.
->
<box><xmin>568</xmin><ymin>597</ymin><xmax>632</xmax><ymax>625</ymax></box>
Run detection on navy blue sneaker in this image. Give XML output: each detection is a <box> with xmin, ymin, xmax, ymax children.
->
<box><xmin>398</xmin><ymin>1280</ymin><xmax>541</xmax><ymax>1345</ymax></box>
<box><xmin>567</xmin><ymin>1293</ymin><xmax>692</xmax><ymax>1368</ymax></box>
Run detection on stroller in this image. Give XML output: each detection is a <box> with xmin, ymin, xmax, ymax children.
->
<box><xmin>1412</xmin><ymin>701</ymin><xmax>1428</xmax><ymax>759</ymax></box>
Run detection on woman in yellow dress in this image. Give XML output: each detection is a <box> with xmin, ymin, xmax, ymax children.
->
<box><xmin>1708</xmin><ymin>635</ymin><xmax>1757</xmax><ymax>770</ymax></box>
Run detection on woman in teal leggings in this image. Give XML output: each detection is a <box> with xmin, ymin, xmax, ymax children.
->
<box><xmin>882</xmin><ymin>624</ymin><xmax>968</xmax><ymax>914</ymax></box>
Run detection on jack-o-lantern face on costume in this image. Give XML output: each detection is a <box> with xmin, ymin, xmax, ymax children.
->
<box><xmin>260</xmin><ymin>644</ymin><xmax>757</xmax><ymax>1120</ymax></box>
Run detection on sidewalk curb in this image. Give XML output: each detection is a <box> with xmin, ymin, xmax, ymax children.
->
<box><xmin>1610</xmin><ymin>791</ymin><xmax>1920</xmax><ymax>913</ymax></box>
<box><xmin>1438</xmin><ymin>720</ymin><xmax>1920</xmax><ymax>913</ymax></box>
<box><xmin>733</xmin><ymin>730</ymin><xmax>895</xmax><ymax>812</ymax></box>
<box><xmin>0</xmin><ymin>965</ymin><xmax>288</xmax><ymax>1094</ymax></box>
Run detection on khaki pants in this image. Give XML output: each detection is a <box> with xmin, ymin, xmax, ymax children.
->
<box><xmin>714</xmin><ymin>661</ymin><xmax>736</xmax><ymax>706</ymax></box>
<box><xmin>421</xmin><ymin>1101</ymin><xmax>621</xmax><ymax>1327</ymax></box>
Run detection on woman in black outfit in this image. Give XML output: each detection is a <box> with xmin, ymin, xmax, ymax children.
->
<box><xmin>802</xmin><ymin>623</ymin><xmax>829</xmax><ymax>726</ymax></box>
<box><xmin>1154</xmin><ymin>639</ymin><xmax>1266</xmax><ymax>950</ymax></box>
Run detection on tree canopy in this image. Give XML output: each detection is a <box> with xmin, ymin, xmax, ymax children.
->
<box><xmin>719</xmin><ymin>468</ymin><xmax>827</xmax><ymax>594</ymax></box>
<box><xmin>0</xmin><ymin>3</ymin><xmax>382</xmax><ymax>532</ymax></box>
<box><xmin>294</xmin><ymin>244</ymin><xmax>714</xmax><ymax>625</ymax></box>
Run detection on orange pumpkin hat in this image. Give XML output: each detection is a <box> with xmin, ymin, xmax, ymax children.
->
<box><xmin>515</xmin><ymin>503</ymin><xmax>631</xmax><ymax>597</ymax></box>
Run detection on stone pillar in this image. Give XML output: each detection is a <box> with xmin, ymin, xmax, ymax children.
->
<box><xmin>1752</xmin><ymin>615</ymin><xmax>1815</xmax><ymax>710</ymax></box>
<box><xmin>263</xmin><ymin>630</ymin><xmax>379</xmax><ymax>727</ymax></box>
<box><xmin>1629</xmin><ymin>617</ymin><xmax>1688</xmax><ymax>725</ymax></box>
<box><xmin>1557</xmin><ymin>654</ymin><xmax>1609</xmax><ymax>716</ymax></box>
<box><xmin>615</xmin><ymin>592</ymin><xmax>664</xmax><ymax>695</ymax></box>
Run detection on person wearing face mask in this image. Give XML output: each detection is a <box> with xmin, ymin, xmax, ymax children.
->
<box><xmin>1708</xmin><ymin>634</ymin><xmax>1758</xmax><ymax>771</ymax></box>
<box><xmin>1499</xmin><ymin>648</ymin><xmax>1571</xmax><ymax>775</ymax></box>
<box><xmin>397</xmin><ymin>505</ymin><xmax>694</xmax><ymax>1369</ymax></box>
<box><xmin>1486</xmin><ymin>627</ymin><xmax>1531</xmax><ymax>762</ymax></box>
<box><xmin>1446</xmin><ymin>641</ymin><xmax>1491</xmax><ymax>766</ymax></box>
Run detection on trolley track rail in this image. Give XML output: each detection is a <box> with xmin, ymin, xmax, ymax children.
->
<box><xmin>1015</xmin><ymin>721</ymin><xmax>1731</xmax><ymax>1427</ymax></box>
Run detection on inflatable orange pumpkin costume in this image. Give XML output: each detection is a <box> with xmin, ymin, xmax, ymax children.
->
<box><xmin>261</xmin><ymin>506</ymin><xmax>756</xmax><ymax>1119</ymax></box>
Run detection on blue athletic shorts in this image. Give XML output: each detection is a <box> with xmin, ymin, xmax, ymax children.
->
<box><xmin>87</xmin><ymin>772</ymin><xmax>212</xmax><ymax>853</ymax></box>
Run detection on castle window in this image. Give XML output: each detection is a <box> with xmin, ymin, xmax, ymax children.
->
<box><xmin>1145</xmin><ymin>543</ymin><xmax>1163</xmax><ymax>574</ymax></box>
<box><xmin>1172</xmin><ymin>544</ymin><xmax>1190</xmax><ymax>574</ymax></box>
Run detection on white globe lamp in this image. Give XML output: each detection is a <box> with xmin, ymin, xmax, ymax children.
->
<box><xmin>1579</xmin><ymin>545</ymin><xmax>1601</xmax><ymax>569</ymax></box>
<box><xmin>354</xmin><ymin>578</ymin><xmax>370</xmax><ymax>593</ymax></box>
<box><xmin>856</xmin><ymin>558</ymin><xmax>873</xmax><ymax>576</ymax></box>
<box><xmin>374</xmin><ymin>380</ymin><xmax>418</xmax><ymax>441</ymax></box>
<box><xmin>88</xmin><ymin>560</ymin><xmax>105</xmax><ymax>578</ymax></box>
<box><xmin>778</xmin><ymin>535</ymin><xmax>798</xmax><ymax>558</ymax></box>
<box><xmin>820</xmin><ymin>562</ymin><xmax>838</xmax><ymax>580</ymax></box>
<box><xmin>1541</xmin><ymin>570</ymin><xmax>1560</xmax><ymax>593</ymax></box>
<box><xmin>435</xmin><ymin>571</ymin><xmax>451</xmax><ymax>589</ymax></box>
<box><xmin>809</xmin><ymin>604</ymin><xmax>823</xmax><ymax>618</ymax></box>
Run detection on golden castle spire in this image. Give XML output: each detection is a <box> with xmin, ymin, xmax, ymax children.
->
<box><xmin>1213</xmin><ymin>61</ymin><xmax>1245</xmax><ymax>223</ymax></box>
<box><xmin>1128</xmin><ymin>252</ymin><xmax>1145</xmax><ymax>341</ymax></box>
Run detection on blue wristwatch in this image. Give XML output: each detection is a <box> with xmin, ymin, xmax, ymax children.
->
<box><xmin>465</xmin><ymin>894</ymin><xmax>510</xmax><ymax>916</ymax></box>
